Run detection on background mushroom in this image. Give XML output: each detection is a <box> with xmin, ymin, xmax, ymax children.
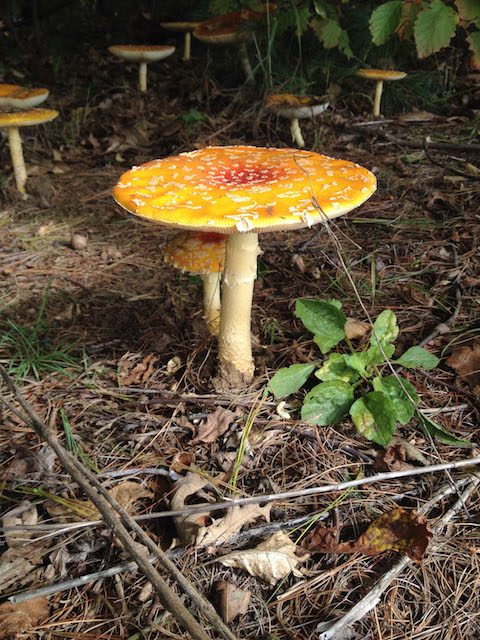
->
<box><xmin>265</xmin><ymin>94</ymin><xmax>329</xmax><ymax>148</ymax></box>
<box><xmin>113</xmin><ymin>146</ymin><xmax>376</xmax><ymax>388</ymax></box>
<box><xmin>108</xmin><ymin>45</ymin><xmax>176</xmax><ymax>93</ymax></box>
<box><xmin>193</xmin><ymin>10</ymin><xmax>264</xmax><ymax>83</ymax></box>
<box><xmin>0</xmin><ymin>108</ymin><xmax>59</xmax><ymax>195</ymax></box>
<box><xmin>355</xmin><ymin>69</ymin><xmax>407</xmax><ymax>117</ymax></box>
<box><xmin>164</xmin><ymin>231</ymin><xmax>226</xmax><ymax>335</ymax></box>
<box><xmin>160</xmin><ymin>22</ymin><xmax>201</xmax><ymax>61</ymax></box>
<box><xmin>0</xmin><ymin>84</ymin><xmax>49</xmax><ymax>108</ymax></box>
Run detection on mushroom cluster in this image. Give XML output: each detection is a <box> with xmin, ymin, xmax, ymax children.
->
<box><xmin>113</xmin><ymin>145</ymin><xmax>376</xmax><ymax>388</ymax></box>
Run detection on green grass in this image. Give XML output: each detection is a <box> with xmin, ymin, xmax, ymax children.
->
<box><xmin>0</xmin><ymin>285</ymin><xmax>84</xmax><ymax>381</ymax></box>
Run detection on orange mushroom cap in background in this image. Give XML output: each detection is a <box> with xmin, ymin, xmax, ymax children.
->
<box><xmin>355</xmin><ymin>69</ymin><xmax>406</xmax><ymax>81</ymax></box>
<box><xmin>0</xmin><ymin>84</ymin><xmax>49</xmax><ymax>108</ymax></box>
<box><xmin>164</xmin><ymin>232</ymin><xmax>226</xmax><ymax>274</ymax></box>
<box><xmin>113</xmin><ymin>145</ymin><xmax>376</xmax><ymax>234</ymax></box>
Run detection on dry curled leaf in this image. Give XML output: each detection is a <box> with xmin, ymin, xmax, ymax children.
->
<box><xmin>303</xmin><ymin>508</ymin><xmax>432</xmax><ymax>562</ymax></box>
<box><xmin>2</xmin><ymin>502</ymin><xmax>38</xmax><ymax>551</ymax></box>
<box><xmin>191</xmin><ymin>406</ymin><xmax>243</xmax><ymax>444</ymax></box>
<box><xmin>117</xmin><ymin>352</ymin><xmax>158</xmax><ymax>385</ymax></box>
<box><xmin>215</xmin><ymin>581</ymin><xmax>251</xmax><ymax>623</ymax></box>
<box><xmin>219</xmin><ymin>531</ymin><xmax>310</xmax><ymax>585</ymax></box>
<box><xmin>46</xmin><ymin>481</ymin><xmax>153</xmax><ymax>523</ymax></box>
<box><xmin>344</xmin><ymin>318</ymin><xmax>370</xmax><ymax>340</ymax></box>
<box><xmin>171</xmin><ymin>472</ymin><xmax>270</xmax><ymax>546</ymax></box>
<box><xmin>446</xmin><ymin>342</ymin><xmax>480</xmax><ymax>390</ymax></box>
<box><xmin>0</xmin><ymin>598</ymin><xmax>50</xmax><ymax>639</ymax></box>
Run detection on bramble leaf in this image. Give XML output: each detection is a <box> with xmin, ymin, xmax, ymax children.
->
<box><xmin>414</xmin><ymin>0</ymin><xmax>458</xmax><ymax>58</ymax></box>
<box><xmin>395</xmin><ymin>346</ymin><xmax>439</xmax><ymax>370</ymax></box>
<box><xmin>372</xmin><ymin>376</ymin><xmax>419</xmax><ymax>425</ymax></box>
<box><xmin>350</xmin><ymin>391</ymin><xmax>397</xmax><ymax>445</ymax></box>
<box><xmin>295</xmin><ymin>299</ymin><xmax>346</xmax><ymax>354</ymax></box>
<box><xmin>269</xmin><ymin>363</ymin><xmax>317</xmax><ymax>400</ymax></box>
<box><xmin>301</xmin><ymin>381</ymin><xmax>354</xmax><ymax>426</ymax></box>
<box><xmin>370</xmin><ymin>1</ymin><xmax>403</xmax><ymax>45</ymax></box>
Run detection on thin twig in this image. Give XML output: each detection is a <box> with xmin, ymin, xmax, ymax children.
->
<box><xmin>316</xmin><ymin>472</ymin><xmax>480</xmax><ymax>639</ymax></box>
<box><xmin>0</xmin><ymin>365</ymin><xmax>236</xmax><ymax>640</ymax></box>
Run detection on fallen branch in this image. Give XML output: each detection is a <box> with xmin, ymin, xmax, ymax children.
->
<box><xmin>316</xmin><ymin>471</ymin><xmax>480</xmax><ymax>639</ymax></box>
<box><xmin>0</xmin><ymin>365</ymin><xmax>236</xmax><ymax>640</ymax></box>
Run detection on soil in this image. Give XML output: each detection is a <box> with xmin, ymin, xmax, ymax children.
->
<box><xmin>0</xmin><ymin>18</ymin><xmax>480</xmax><ymax>640</ymax></box>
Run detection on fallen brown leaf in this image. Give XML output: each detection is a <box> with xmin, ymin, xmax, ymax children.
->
<box><xmin>302</xmin><ymin>508</ymin><xmax>432</xmax><ymax>562</ymax></box>
<box><xmin>344</xmin><ymin>318</ymin><xmax>370</xmax><ymax>340</ymax></box>
<box><xmin>446</xmin><ymin>342</ymin><xmax>480</xmax><ymax>388</ymax></box>
<box><xmin>117</xmin><ymin>352</ymin><xmax>158</xmax><ymax>385</ymax></box>
<box><xmin>191</xmin><ymin>406</ymin><xmax>243</xmax><ymax>444</ymax></box>
<box><xmin>0</xmin><ymin>598</ymin><xmax>50</xmax><ymax>639</ymax></box>
<box><xmin>215</xmin><ymin>581</ymin><xmax>251</xmax><ymax>623</ymax></box>
<box><xmin>170</xmin><ymin>472</ymin><xmax>270</xmax><ymax>546</ymax></box>
<box><xmin>219</xmin><ymin>531</ymin><xmax>309</xmax><ymax>585</ymax></box>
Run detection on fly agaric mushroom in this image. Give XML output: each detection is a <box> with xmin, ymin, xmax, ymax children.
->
<box><xmin>265</xmin><ymin>94</ymin><xmax>329</xmax><ymax>148</ymax></box>
<box><xmin>0</xmin><ymin>84</ymin><xmax>49</xmax><ymax>108</ymax></box>
<box><xmin>0</xmin><ymin>107</ymin><xmax>59</xmax><ymax>194</ymax></box>
<box><xmin>113</xmin><ymin>146</ymin><xmax>376</xmax><ymax>387</ymax></box>
<box><xmin>160</xmin><ymin>22</ymin><xmax>201</xmax><ymax>61</ymax></box>
<box><xmin>108</xmin><ymin>45</ymin><xmax>175</xmax><ymax>93</ymax></box>
<box><xmin>164</xmin><ymin>231</ymin><xmax>226</xmax><ymax>335</ymax></box>
<box><xmin>193</xmin><ymin>10</ymin><xmax>265</xmax><ymax>83</ymax></box>
<box><xmin>355</xmin><ymin>69</ymin><xmax>407</xmax><ymax>117</ymax></box>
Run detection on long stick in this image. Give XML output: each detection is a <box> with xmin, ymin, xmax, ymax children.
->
<box><xmin>0</xmin><ymin>365</ymin><xmax>236</xmax><ymax>640</ymax></box>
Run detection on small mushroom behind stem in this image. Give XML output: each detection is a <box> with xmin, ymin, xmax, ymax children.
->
<box><xmin>160</xmin><ymin>23</ymin><xmax>201</xmax><ymax>61</ymax></box>
<box><xmin>265</xmin><ymin>95</ymin><xmax>329</xmax><ymax>148</ymax></box>
<box><xmin>164</xmin><ymin>231</ymin><xmax>226</xmax><ymax>335</ymax></box>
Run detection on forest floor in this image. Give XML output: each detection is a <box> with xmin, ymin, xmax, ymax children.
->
<box><xmin>0</xmin><ymin>40</ymin><xmax>480</xmax><ymax>640</ymax></box>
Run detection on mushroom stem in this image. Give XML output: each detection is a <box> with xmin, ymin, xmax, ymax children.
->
<box><xmin>7</xmin><ymin>126</ymin><xmax>27</xmax><ymax>194</ymax></box>
<box><xmin>139</xmin><ymin>62</ymin><xmax>148</xmax><ymax>92</ymax></box>
<box><xmin>373</xmin><ymin>80</ymin><xmax>384</xmax><ymax>117</ymax></box>
<box><xmin>183</xmin><ymin>32</ymin><xmax>191</xmax><ymax>61</ymax></box>
<box><xmin>238</xmin><ymin>41</ymin><xmax>254</xmax><ymax>84</ymax></box>
<box><xmin>290</xmin><ymin>118</ymin><xmax>305</xmax><ymax>148</ymax></box>
<box><xmin>202</xmin><ymin>271</ymin><xmax>221</xmax><ymax>335</ymax></box>
<box><xmin>218</xmin><ymin>232</ymin><xmax>258</xmax><ymax>380</ymax></box>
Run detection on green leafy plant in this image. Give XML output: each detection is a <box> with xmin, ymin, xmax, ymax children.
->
<box><xmin>269</xmin><ymin>299</ymin><xmax>470</xmax><ymax>447</ymax></box>
<box><xmin>370</xmin><ymin>0</ymin><xmax>480</xmax><ymax>59</ymax></box>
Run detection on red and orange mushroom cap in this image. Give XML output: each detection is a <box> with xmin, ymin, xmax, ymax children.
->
<box><xmin>194</xmin><ymin>10</ymin><xmax>265</xmax><ymax>44</ymax></box>
<box><xmin>164</xmin><ymin>232</ymin><xmax>226</xmax><ymax>274</ymax></box>
<box><xmin>113</xmin><ymin>145</ymin><xmax>376</xmax><ymax>233</ymax></box>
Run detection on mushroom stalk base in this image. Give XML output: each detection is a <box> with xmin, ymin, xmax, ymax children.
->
<box><xmin>238</xmin><ymin>41</ymin><xmax>254</xmax><ymax>84</ymax></box>
<box><xmin>139</xmin><ymin>62</ymin><xmax>148</xmax><ymax>92</ymax></box>
<box><xmin>183</xmin><ymin>32</ymin><xmax>191</xmax><ymax>61</ymax></box>
<box><xmin>290</xmin><ymin>118</ymin><xmax>305</xmax><ymax>148</ymax></box>
<box><xmin>202</xmin><ymin>272</ymin><xmax>221</xmax><ymax>335</ymax></box>
<box><xmin>373</xmin><ymin>80</ymin><xmax>384</xmax><ymax>117</ymax></box>
<box><xmin>217</xmin><ymin>233</ymin><xmax>258</xmax><ymax>383</ymax></box>
<box><xmin>7</xmin><ymin>126</ymin><xmax>27</xmax><ymax>194</ymax></box>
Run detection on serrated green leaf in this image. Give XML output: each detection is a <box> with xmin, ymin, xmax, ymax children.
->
<box><xmin>269</xmin><ymin>363</ymin><xmax>317</xmax><ymax>400</ymax></box>
<box><xmin>296</xmin><ymin>299</ymin><xmax>346</xmax><ymax>354</ymax></box>
<box><xmin>301</xmin><ymin>380</ymin><xmax>354</xmax><ymax>426</ymax></box>
<box><xmin>372</xmin><ymin>376</ymin><xmax>418</xmax><ymax>425</ymax></box>
<box><xmin>350</xmin><ymin>392</ymin><xmax>397</xmax><ymax>446</ymax></box>
<box><xmin>315</xmin><ymin>353</ymin><xmax>359</xmax><ymax>383</ymax></box>
<box><xmin>371</xmin><ymin>310</ymin><xmax>399</xmax><ymax>346</ymax></box>
<box><xmin>370</xmin><ymin>1</ymin><xmax>403</xmax><ymax>45</ymax></box>
<box><xmin>338</xmin><ymin>28</ymin><xmax>353</xmax><ymax>58</ymax></box>
<box><xmin>455</xmin><ymin>0</ymin><xmax>480</xmax><ymax>22</ymax></box>
<box><xmin>414</xmin><ymin>0</ymin><xmax>458</xmax><ymax>58</ymax></box>
<box><xmin>417</xmin><ymin>411</ymin><xmax>471</xmax><ymax>447</ymax></box>
<box><xmin>395</xmin><ymin>346</ymin><xmax>439</xmax><ymax>370</ymax></box>
<box><xmin>319</xmin><ymin>17</ymin><xmax>342</xmax><ymax>48</ymax></box>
